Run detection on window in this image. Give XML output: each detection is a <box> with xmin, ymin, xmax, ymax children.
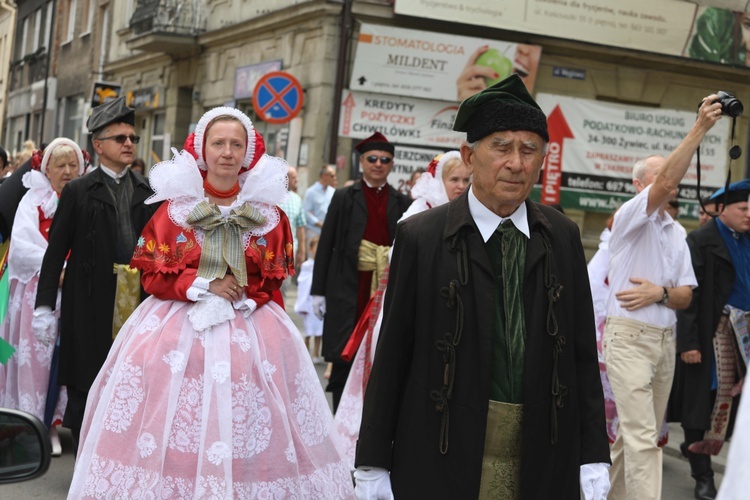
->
<box><xmin>81</xmin><ymin>0</ymin><xmax>94</xmax><ymax>34</ymax></box>
<box><xmin>32</xmin><ymin>8</ymin><xmax>41</xmax><ymax>52</ymax></box>
<box><xmin>61</xmin><ymin>0</ymin><xmax>77</xmax><ymax>43</ymax></box>
<box><xmin>150</xmin><ymin>112</ymin><xmax>166</xmax><ymax>164</ymax></box>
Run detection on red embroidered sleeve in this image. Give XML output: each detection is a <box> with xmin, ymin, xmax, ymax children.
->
<box><xmin>131</xmin><ymin>203</ymin><xmax>201</xmax><ymax>275</ymax></box>
<box><xmin>246</xmin><ymin>209</ymin><xmax>295</xmax><ymax>281</ymax></box>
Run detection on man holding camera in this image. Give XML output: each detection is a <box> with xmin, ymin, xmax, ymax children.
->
<box><xmin>605</xmin><ymin>94</ymin><xmax>724</xmax><ymax>499</ymax></box>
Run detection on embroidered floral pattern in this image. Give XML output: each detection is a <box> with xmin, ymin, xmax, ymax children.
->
<box><xmin>206</xmin><ymin>441</ymin><xmax>231</xmax><ymax>465</ymax></box>
<box><xmin>292</xmin><ymin>371</ymin><xmax>330</xmax><ymax>446</ymax></box>
<box><xmin>212</xmin><ymin>361</ymin><xmax>230</xmax><ymax>384</ymax></box>
<box><xmin>138</xmin><ymin>433</ymin><xmax>157</xmax><ymax>458</ymax></box>
<box><xmin>81</xmin><ymin>455</ymin><xmax>352</xmax><ymax>499</ymax></box>
<box><xmin>103</xmin><ymin>357</ymin><xmax>145</xmax><ymax>434</ymax></box>
<box><xmin>15</xmin><ymin>338</ymin><xmax>30</xmax><ymax>366</ymax></box>
<box><xmin>285</xmin><ymin>442</ymin><xmax>297</xmax><ymax>463</ymax></box>
<box><xmin>33</xmin><ymin>340</ymin><xmax>53</xmax><ymax>364</ymax></box>
<box><xmin>231</xmin><ymin>374</ymin><xmax>272</xmax><ymax>459</ymax></box>
<box><xmin>162</xmin><ymin>350</ymin><xmax>186</xmax><ymax>374</ymax></box>
<box><xmin>168</xmin><ymin>376</ymin><xmax>203</xmax><ymax>453</ymax></box>
<box><xmin>262</xmin><ymin>360</ymin><xmax>276</xmax><ymax>382</ymax></box>
<box><xmin>135</xmin><ymin>314</ymin><xmax>161</xmax><ymax>336</ymax></box>
<box><xmin>230</xmin><ymin>328</ymin><xmax>252</xmax><ymax>352</ymax></box>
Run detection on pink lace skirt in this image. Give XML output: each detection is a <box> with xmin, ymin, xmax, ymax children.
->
<box><xmin>0</xmin><ymin>276</ymin><xmax>67</xmax><ymax>425</ymax></box>
<box><xmin>70</xmin><ymin>296</ymin><xmax>353</xmax><ymax>499</ymax></box>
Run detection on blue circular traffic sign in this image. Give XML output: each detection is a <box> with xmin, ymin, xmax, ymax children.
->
<box><xmin>252</xmin><ymin>71</ymin><xmax>304</xmax><ymax>124</ymax></box>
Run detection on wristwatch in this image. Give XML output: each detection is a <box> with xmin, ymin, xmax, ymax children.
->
<box><xmin>659</xmin><ymin>287</ymin><xmax>669</xmax><ymax>305</ymax></box>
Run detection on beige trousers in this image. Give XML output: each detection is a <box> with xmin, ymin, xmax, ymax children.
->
<box><xmin>603</xmin><ymin>316</ymin><xmax>675</xmax><ymax>500</ymax></box>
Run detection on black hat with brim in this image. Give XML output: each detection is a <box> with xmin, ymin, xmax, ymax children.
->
<box><xmin>453</xmin><ymin>73</ymin><xmax>549</xmax><ymax>143</ymax></box>
<box><xmin>87</xmin><ymin>96</ymin><xmax>135</xmax><ymax>135</ymax></box>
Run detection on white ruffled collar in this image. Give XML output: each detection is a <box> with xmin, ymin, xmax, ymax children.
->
<box><xmin>146</xmin><ymin>148</ymin><xmax>289</xmax><ymax>237</ymax></box>
<box><xmin>22</xmin><ymin>170</ymin><xmax>58</xmax><ymax>219</ymax></box>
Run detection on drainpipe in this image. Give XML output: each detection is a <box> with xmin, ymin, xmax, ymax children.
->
<box><xmin>328</xmin><ymin>0</ymin><xmax>353</xmax><ymax>164</ymax></box>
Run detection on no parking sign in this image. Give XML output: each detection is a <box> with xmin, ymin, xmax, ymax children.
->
<box><xmin>252</xmin><ymin>71</ymin><xmax>304</xmax><ymax>124</ymax></box>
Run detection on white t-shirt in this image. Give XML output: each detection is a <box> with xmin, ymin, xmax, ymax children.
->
<box><xmin>606</xmin><ymin>185</ymin><xmax>697</xmax><ymax>328</ymax></box>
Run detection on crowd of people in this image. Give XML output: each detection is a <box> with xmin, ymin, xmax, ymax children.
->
<box><xmin>0</xmin><ymin>76</ymin><xmax>747</xmax><ymax>499</ymax></box>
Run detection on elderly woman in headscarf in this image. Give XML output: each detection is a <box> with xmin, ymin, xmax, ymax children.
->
<box><xmin>68</xmin><ymin>107</ymin><xmax>352</xmax><ymax>499</ymax></box>
<box><xmin>0</xmin><ymin>138</ymin><xmax>86</xmax><ymax>455</ymax></box>
<box><xmin>334</xmin><ymin>151</ymin><xmax>472</xmax><ymax>467</ymax></box>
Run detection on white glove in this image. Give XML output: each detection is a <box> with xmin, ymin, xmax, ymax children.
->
<box><xmin>312</xmin><ymin>295</ymin><xmax>326</xmax><ymax>320</ymax></box>
<box><xmin>353</xmin><ymin>467</ymin><xmax>393</xmax><ymax>500</ymax></box>
<box><xmin>580</xmin><ymin>462</ymin><xmax>610</xmax><ymax>500</ymax></box>
<box><xmin>32</xmin><ymin>308</ymin><xmax>56</xmax><ymax>347</ymax></box>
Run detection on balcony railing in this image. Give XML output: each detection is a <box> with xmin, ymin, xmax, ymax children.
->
<box><xmin>130</xmin><ymin>0</ymin><xmax>205</xmax><ymax>36</ymax></box>
<box><xmin>127</xmin><ymin>0</ymin><xmax>205</xmax><ymax>54</ymax></box>
<box><xmin>9</xmin><ymin>49</ymin><xmax>48</xmax><ymax>92</ymax></box>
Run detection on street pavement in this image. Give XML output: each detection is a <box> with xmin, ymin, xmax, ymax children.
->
<box><xmin>0</xmin><ymin>284</ymin><xmax>730</xmax><ymax>498</ymax></box>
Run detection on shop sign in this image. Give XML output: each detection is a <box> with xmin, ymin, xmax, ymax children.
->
<box><xmin>535</xmin><ymin>93</ymin><xmax>729</xmax><ymax>212</ymax></box>
<box><xmin>234</xmin><ymin>60</ymin><xmax>282</xmax><ymax>100</ymax></box>
<box><xmin>350</xmin><ymin>23</ymin><xmax>542</xmax><ymax>103</ymax></box>
<box><xmin>126</xmin><ymin>86</ymin><xmax>163</xmax><ymax>110</ymax></box>
<box><xmin>91</xmin><ymin>82</ymin><xmax>121</xmax><ymax>107</ymax></box>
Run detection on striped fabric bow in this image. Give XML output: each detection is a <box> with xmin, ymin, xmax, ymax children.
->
<box><xmin>186</xmin><ymin>201</ymin><xmax>267</xmax><ymax>286</ymax></box>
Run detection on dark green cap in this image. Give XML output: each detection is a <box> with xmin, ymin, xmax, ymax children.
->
<box><xmin>452</xmin><ymin>73</ymin><xmax>549</xmax><ymax>143</ymax></box>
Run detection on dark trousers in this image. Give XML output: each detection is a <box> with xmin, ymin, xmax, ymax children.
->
<box><xmin>682</xmin><ymin>427</ymin><xmax>714</xmax><ymax>479</ymax></box>
<box><xmin>326</xmin><ymin>361</ymin><xmax>352</xmax><ymax>413</ymax></box>
<box><xmin>63</xmin><ymin>387</ymin><xmax>88</xmax><ymax>456</ymax></box>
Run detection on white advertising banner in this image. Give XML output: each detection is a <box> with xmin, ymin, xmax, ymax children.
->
<box><xmin>339</xmin><ymin>90</ymin><xmax>465</xmax><ymax>148</ymax></box>
<box><xmin>395</xmin><ymin>0</ymin><xmax>697</xmax><ymax>60</ymax></box>
<box><xmin>350</xmin><ymin>23</ymin><xmax>542</xmax><ymax>103</ymax></box>
<box><xmin>535</xmin><ymin>93</ymin><xmax>730</xmax><ymax>212</ymax></box>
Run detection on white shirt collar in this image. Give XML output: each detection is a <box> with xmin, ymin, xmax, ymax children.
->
<box><xmin>362</xmin><ymin>178</ymin><xmax>387</xmax><ymax>190</ymax></box>
<box><xmin>99</xmin><ymin>164</ymin><xmax>128</xmax><ymax>180</ymax></box>
<box><xmin>468</xmin><ymin>186</ymin><xmax>530</xmax><ymax>242</ymax></box>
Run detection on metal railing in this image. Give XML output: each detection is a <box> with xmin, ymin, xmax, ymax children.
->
<box><xmin>129</xmin><ymin>0</ymin><xmax>206</xmax><ymax>36</ymax></box>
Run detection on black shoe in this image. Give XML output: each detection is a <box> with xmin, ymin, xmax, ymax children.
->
<box><xmin>694</xmin><ymin>476</ymin><xmax>717</xmax><ymax>500</ymax></box>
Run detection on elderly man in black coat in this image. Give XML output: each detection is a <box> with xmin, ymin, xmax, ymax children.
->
<box><xmin>33</xmin><ymin>97</ymin><xmax>158</xmax><ymax>451</ymax></box>
<box><xmin>354</xmin><ymin>74</ymin><xmax>611</xmax><ymax>499</ymax></box>
<box><xmin>670</xmin><ymin>180</ymin><xmax>750</xmax><ymax>500</ymax></box>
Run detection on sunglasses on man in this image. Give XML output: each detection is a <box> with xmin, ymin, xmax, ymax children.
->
<box><xmin>98</xmin><ymin>134</ymin><xmax>141</xmax><ymax>145</ymax></box>
<box><xmin>365</xmin><ymin>155</ymin><xmax>393</xmax><ymax>164</ymax></box>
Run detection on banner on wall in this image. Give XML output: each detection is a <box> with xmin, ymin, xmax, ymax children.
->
<box><xmin>394</xmin><ymin>0</ymin><xmax>750</xmax><ymax>69</ymax></box>
<box><xmin>350</xmin><ymin>23</ymin><xmax>542</xmax><ymax>103</ymax></box>
<box><xmin>338</xmin><ymin>90</ymin><xmax>465</xmax><ymax>148</ymax></box>
<box><xmin>535</xmin><ymin>93</ymin><xmax>730</xmax><ymax>214</ymax></box>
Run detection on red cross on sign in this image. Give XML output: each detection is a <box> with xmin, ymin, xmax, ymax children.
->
<box><xmin>252</xmin><ymin>71</ymin><xmax>304</xmax><ymax>124</ymax></box>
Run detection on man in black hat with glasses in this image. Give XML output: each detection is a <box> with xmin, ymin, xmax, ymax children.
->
<box><xmin>311</xmin><ymin>132</ymin><xmax>411</xmax><ymax>412</ymax></box>
<box><xmin>33</xmin><ymin>96</ymin><xmax>158</xmax><ymax>451</ymax></box>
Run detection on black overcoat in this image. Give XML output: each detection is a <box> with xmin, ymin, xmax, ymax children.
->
<box><xmin>311</xmin><ymin>179</ymin><xmax>410</xmax><ymax>362</ymax></box>
<box><xmin>35</xmin><ymin>167</ymin><xmax>157</xmax><ymax>391</ymax></box>
<box><xmin>670</xmin><ymin>219</ymin><xmax>740</xmax><ymax>429</ymax></box>
<box><xmin>356</xmin><ymin>191</ymin><xmax>610</xmax><ymax>498</ymax></box>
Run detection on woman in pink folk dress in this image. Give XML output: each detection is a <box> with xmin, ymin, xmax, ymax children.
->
<box><xmin>0</xmin><ymin>138</ymin><xmax>85</xmax><ymax>455</ymax></box>
<box><xmin>334</xmin><ymin>151</ymin><xmax>471</xmax><ymax>467</ymax></box>
<box><xmin>68</xmin><ymin>108</ymin><xmax>352</xmax><ymax>499</ymax></box>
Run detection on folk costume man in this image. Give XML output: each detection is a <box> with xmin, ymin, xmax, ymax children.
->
<box><xmin>311</xmin><ymin>132</ymin><xmax>411</xmax><ymax>412</ymax></box>
<box><xmin>605</xmin><ymin>94</ymin><xmax>722</xmax><ymax>500</ymax></box>
<box><xmin>670</xmin><ymin>180</ymin><xmax>750</xmax><ymax>500</ymax></box>
<box><xmin>353</xmin><ymin>74</ymin><xmax>611</xmax><ymax>499</ymax></box>
<box><xmin>33</xmin><ymin>97</ymin><xmax>158</xmax><ymax>450</ymax></box>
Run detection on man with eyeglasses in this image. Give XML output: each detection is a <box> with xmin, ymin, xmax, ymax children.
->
<box><xmin>33</xmin><ymin>96</ymin><xmax>158</xmax><ymax>452</ymax></box>
<box><xmin>311</xmin><ymin>132</ymin><xmax>411</xmax><ymax>412</ymax></box>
